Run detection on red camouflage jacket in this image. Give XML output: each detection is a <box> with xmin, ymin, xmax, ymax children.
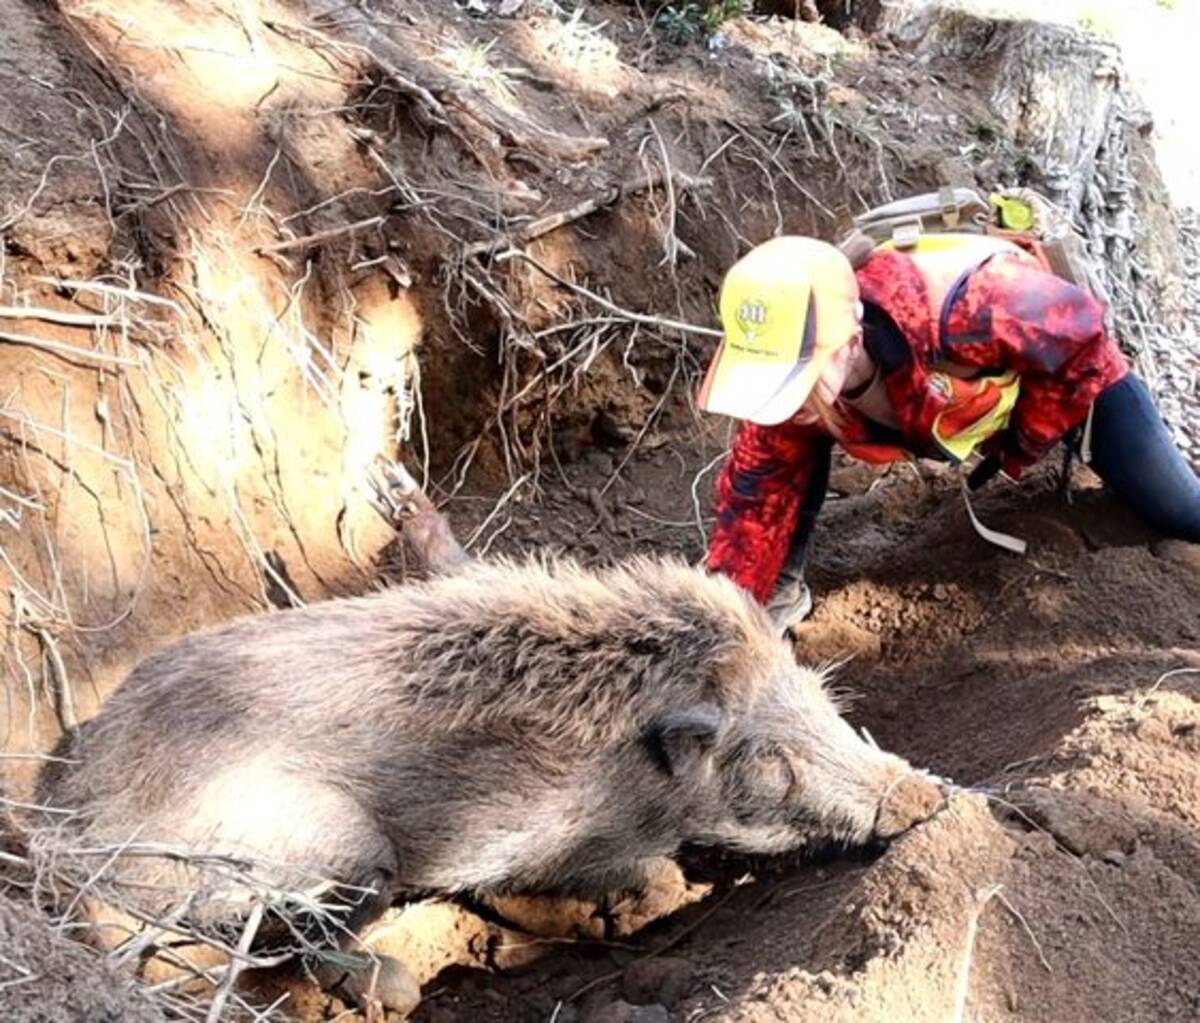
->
<box><xmin>706</xmin><ymin>246</ymin><xmax>1129</xmax><ymax>603</ymax></box>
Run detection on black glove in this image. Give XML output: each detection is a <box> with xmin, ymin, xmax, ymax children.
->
<box><xmin>967</xmin><ymin>454</ymin><xmax>1003</xmax><ymax>492</ymax></box>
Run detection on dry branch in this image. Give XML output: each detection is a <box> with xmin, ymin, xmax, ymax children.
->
<box><xmin>495</xmin><ymin>250</ymin><xmax>722</xmax><ymax>339</ymax></box>
<box><xmin>1135</xmin><ymin>666</ymin><xmax>1200</xmax><ymax>711</ymax></box>
<box><xmin>994</xmin><ymin>890</ymin><xmax>1052</xmax><ymax>975</ymax></box>
<box><xmin>722</xmin><ymin>120</ymin><xmax>836</xmax><ymax>220</ymax></box>
<box><xmin>205</xmin><ymin>901</ymin><xmax>264</xmax><ymax>1023</ymax></box>
<box><xmin>951</xmin><ymin>883</ymin><xmax>1002</xmax><ymax>1023</ymax></box>
<box><xmin>366</xmin><ymin>459</ymin><xmax>470</xmax><ymax>575</ymax></box>
<box><xmin>952</xmin><ymin>881</ymin><xmax>1052</xmax><ymax>1023</ymax></box>
<box><xmin>34</xmin><ymin>277</ymin><xmax>186</xmax><ymax>317</ymax></box>
<box><xmin>0</xmin><ymin>330</ymin><xmax>136</xmax><ymax>368</ymax></box>
<box><xmin>262</xmin><ymin>15</ymin><xmax>465</xmax><ymax>141</ymax></box>
<box><xmin>287</xmin><ymin>7</ymin><xmax>607</xmax><ymax>163</ymax></box>
<box><xmin>29</xmin><ymin>624</ymin><xmax>78</xmax><ymax>739</ymax></box>
<box><xmin>254</xmin><ymin>215</ymin><xmax>386</xmax><ymax>256</ymax></box>
<box><xmin>0</xmin><ymin>306</ymin><xmax>117</xmax><ymax>329</ymax></box>
<box><xmin>438</xmin><ymin>84</ymin><xmax>609</xmax><ymax>162</ymax></box>
<box><xmin>460</xmin><ymin>171</ymin><xmax>711</xmax><ymax>261</ymax></box>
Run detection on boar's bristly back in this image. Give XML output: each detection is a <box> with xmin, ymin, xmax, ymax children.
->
<box><xmin>369</xmin><ymin>555</ymin><xmax>780</xmax><ymax>744</ymax></box>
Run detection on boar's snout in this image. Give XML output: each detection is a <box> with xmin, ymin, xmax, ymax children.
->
<box><xmin>873</xmin><ymin>771</ymin><xmax>946</xmax><ymax>840</ymax></box>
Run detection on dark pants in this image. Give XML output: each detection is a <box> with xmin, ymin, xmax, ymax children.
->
<box><xmin>1084</xmin><ymin>373</ymin><xmax>1200</xmax><ymax>541</ymax></box>
<box><xmin>780</xmin><ymin>373</ymin><xmax>1200</xmax><ymax>578</ymax></box>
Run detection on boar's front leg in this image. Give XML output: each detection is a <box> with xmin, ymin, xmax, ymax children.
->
<box><xmin>307</xmin><ymin>865</ymin><xmax>421</xmax><ymax>1017</ymax></box>
<box><xmin>369</xmin><ymin>459</ymin><xmax>470</xmax><ymax>575</ymax></box>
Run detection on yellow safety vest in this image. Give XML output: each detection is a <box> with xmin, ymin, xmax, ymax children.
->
<box><xmin>856</xmin><ymin>234</ymin><xmax>1025</xmax><ymax>463</ymax></box>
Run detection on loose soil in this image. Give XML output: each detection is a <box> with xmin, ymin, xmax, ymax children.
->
<box><xmin>386</xmin><ymin>443</ymin><xmax>1199</xmax><ymax>1023</ymax></box>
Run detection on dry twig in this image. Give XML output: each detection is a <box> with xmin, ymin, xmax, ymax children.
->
<box><xmin>495</xmin><ymin>250</ymin><xmax>721</xmax><ymax>339</ymax></box>
<box><xmin>460</xmin><ymin>171</ymin><xmax>711</xmax><ymax>261</ymax></box>
<box><xmin>29</xmin><ymin>624</ymin><xmax>78</xmax><ymax>738</ymax></box>
<box><xmin>0</xmin><ymin>306</ymin><xmax>117</xmax><ymax>329</ymax></box>
<box><xmin>255</xmin><ymin>216</ymin><xmax>386</xmax><ymax>256</ymax></box>
<box><xmin>1135</xmin><ymin>666</ymin><xmax>1200</xmax><ymax>712</ymax></box>
<box><xmin>0</xmin><ymin>329</ymin><xmax>137</xmax><ymax>368</ymax></box>
<box><xmin>951</xmin><ymin>883</ymin><xmax>1002</xmax><ymax>1023</ymax></box>
<box><xmin>205</xmin><ymin>902</ymin><xmax>265</xmax><ymax>1023</ymax></box>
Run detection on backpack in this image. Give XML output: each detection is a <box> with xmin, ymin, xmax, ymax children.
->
<box><xmin>835</xmin><ymin>186</ymin><xmax>1110</xmax><ymax>556</ymax></box>
<box><xmin>837</xmin><ymin>186</ymin><xmax>1111</xmax><ymax>317</ymax></box>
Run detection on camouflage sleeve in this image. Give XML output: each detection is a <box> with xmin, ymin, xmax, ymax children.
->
<box><xmin>705</xmin><ymin>419</ymin><xmax>829</xmax><ymax>604</ymax></box>
<box><xmin>945</xmin><ymin>256</ymin><xmax>1129</xmax><ymax>477</ymax></box>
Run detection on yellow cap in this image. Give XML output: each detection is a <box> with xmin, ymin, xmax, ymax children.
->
<box><xmin>697</xmin><ymin>236</ymin><xmax>861</xmax><ymax>425</ymax></box>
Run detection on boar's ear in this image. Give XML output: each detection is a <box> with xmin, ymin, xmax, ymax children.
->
<box><xmin>643</xmin><ymin>703</ymin><xmax>722</xmax><ymax>778</ymax></box>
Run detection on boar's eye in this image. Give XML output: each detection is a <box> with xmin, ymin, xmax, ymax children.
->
<box><xmin>746</xmin><ymin>744</ymin><xmax>799</xmax><ymax>805</ymax></box>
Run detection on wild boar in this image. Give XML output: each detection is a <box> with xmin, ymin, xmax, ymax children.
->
<box><xmin>39</xmin><ymin>553</ymin><xmax>940</xmax><ymax>1009</ymax></box>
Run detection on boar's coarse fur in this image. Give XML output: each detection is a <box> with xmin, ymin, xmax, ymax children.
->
<box><xmin>40</xmin><ymin>555</ymin><xmax>934</xmax><ymax>937</ymax></box>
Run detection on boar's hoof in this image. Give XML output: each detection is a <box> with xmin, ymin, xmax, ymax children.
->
<box><xmin>326</xmin><ymin>952</ymin><xmax>421</xmax><ymax>1017</ymax></box>
<box><xmin>875</xmin><ymin>773</ymin><xmax>945</xmax><ymax>840</ymax></box>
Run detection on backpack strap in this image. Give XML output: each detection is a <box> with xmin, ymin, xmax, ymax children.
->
<box><xmin>839</xmin><ymin>229</ymin><xmax>877</xmax><ymax>269</ymax></box>
<box><xmin>960</xmin><ymin>473</ymin><xmax>1028</xmax><ymax>555</ymax></box>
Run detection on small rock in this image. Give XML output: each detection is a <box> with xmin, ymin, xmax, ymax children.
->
<box><xmin>908</xmin><ymin>864</ymin><xmax>937</xmax><ymax>892</ymax></box>
<box><xmin>813</xmin><ymin>970</ymin><xmax>838</xmax><ymax>995</ymax></box>
<box><xmin>607</xmin><ymin>860</ymin><xmax>710</xmax><ymax>937</ymax></box>
<box><xmin>586</xmin><ymin>451</ymin><xmax>616</xmax><ymax>475</ymax></box>
<box><xmin>549</xmin><ymin>973</ymin><xmax>584</xmax><ymax>1000</ymax></box>
<box><xmin>622</xmin><ymin>956</ymin><xmax>695</xmax><ymax>1007</ymax></box>
<box><xmin>1101</xmin><ymin>848</ymin><xmax>1127</xmax><ymax>868</ymax></box>
<box><xmin>338</xmin><ymin>953</ymin><xmax>421</xmax><ymax>1016</ymax></box>
<box><xmin>1135</xmin><ymin>716</ymin><xmax>1172</xmax><ymax>744</ymax></box>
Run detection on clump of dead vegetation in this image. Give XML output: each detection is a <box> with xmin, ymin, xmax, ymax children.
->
<box><xmin>4</xmin><ymin>785</ymin><xmax>382</xmax><ymax>1021</ymax></box>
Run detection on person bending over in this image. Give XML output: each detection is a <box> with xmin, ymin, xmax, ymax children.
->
<box><xmin>698</xmin><ymin>235</ymin><xmax>1200</xmax><ymax>629</ymax></box>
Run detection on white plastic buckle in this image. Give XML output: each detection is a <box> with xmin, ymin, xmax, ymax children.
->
<box><xmin>892</xmin><ymin>221</ymin><xmax>921</xmax><ymax>249</ymax></box>
<box><xmin>939</xmin><ymin>186</ymin><xmax>960</xmax><ymax>228</ymax></box>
